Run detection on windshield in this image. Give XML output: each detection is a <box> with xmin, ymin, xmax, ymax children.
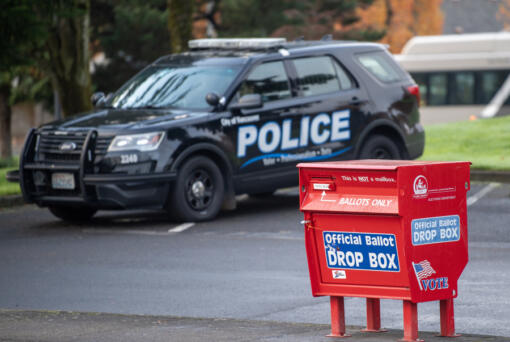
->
<box><xmin>107</xmin><ymin>65</ymin><xmax>241</xmax><ymax>109</ymax></box>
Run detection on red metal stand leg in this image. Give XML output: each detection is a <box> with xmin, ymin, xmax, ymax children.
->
<box><xmin>327</xmin><ymin>296</ymin><xmax>351</xmax><ymax>338</ymax></box>
<box><xmin>362</xmin><ymin>298</ymin><xmax>387</xmax><ymax>332</ymax></box>
<box><xmin>400</xmin><ymin>300</ymin><xmax>423</xmax><ymax>342</ymax></box>
<box><xmin>439</xmin><ymin>299</ymin><xmax>460</xmax><ymax>337</ymax></box>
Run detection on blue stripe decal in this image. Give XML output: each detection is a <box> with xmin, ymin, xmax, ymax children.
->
<box><xmin>240</xmin><ymin>146</ymin><xmax>352</xmax><ymax>169</ymax></box>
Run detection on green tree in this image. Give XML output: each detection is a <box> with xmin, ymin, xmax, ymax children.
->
<box><xmin>0</xmin><ymin>79</ymin><xmax>13</xmax><ymax>159</ymax></box>
<box><xmin>91</xmin><ymin>0</ymin><xmax>170</xmax><ymax>93</ymax></box>
<box><xmin>219</xmin><ymin>0</ymin><xmax>293</xmax><ymax>37</ymax></box>
<box><xmin>0</xmin><ymin>0</ymin><xmax>46</xmax><ymax>158</ymax></box>
<box><xmin>168</xmin><ymin>0</ymin><xmax>194</xmax><ymax>53</ymax></box>
<box><xmin>39</xmin><ymin>0</ymin><xmax>94</xmax><ymax>118</ymax></box>
<box><xmin>219</xmin><ymin>0</ymin><xmax>382</xmax><ymax>41</ymax></box>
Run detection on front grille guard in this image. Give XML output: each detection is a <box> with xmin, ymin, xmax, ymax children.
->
<box><xmin>20</xmin><ymin>129</ymin><xmax>99</xmax><ymax>203</ymax></box>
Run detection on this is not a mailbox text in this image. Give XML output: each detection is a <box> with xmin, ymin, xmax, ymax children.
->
<box><xmin>323</xmin><ymin>232</ymin><xmax>400</xmax><ymax>272</ymax></box>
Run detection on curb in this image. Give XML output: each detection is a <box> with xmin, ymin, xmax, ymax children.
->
<box><xmin>0</xmin><ymin>194</ymin><xmax>24</xmax><ymax>209</ymax></box>
<box><xmin>0</xmin><ymin>309</ymin><xmax>508</xmax><ymax>342</ymax></box>
<box><xmin>470</xmin><ymin>170</ymin><xmax>510</xmax><ymax>183</ymax></box>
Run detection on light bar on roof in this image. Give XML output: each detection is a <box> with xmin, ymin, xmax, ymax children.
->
<box><xmin>188</xmin><ymin>38</ymin><xmax>287</xmax><ymax>50</ymax></box>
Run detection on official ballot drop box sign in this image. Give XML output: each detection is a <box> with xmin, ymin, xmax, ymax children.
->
<box><xmin>297</xmin><ymin>160</ymin><xmax>470</xmax><ymax>303</ymax></box>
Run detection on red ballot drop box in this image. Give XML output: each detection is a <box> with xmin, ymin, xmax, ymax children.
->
<box><xmin>297</xmin><ymin>160</ymin><xmax>470</xmax><ymax>341</ymax></box>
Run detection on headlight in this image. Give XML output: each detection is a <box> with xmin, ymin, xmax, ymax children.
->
<box><xmin>108</xmin><ymin>132</ymin><xmax>165</xmax><ymax>152</ymax></box>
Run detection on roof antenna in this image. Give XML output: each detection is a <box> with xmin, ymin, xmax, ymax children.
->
<box><xmin>294</xmin><ymin>36</ymin><xmax>305</xmax><ymax>42</ymax></box>
<box><xmin>321</xmin><ymin>34</ymin><xmax>332</xmax><ymax>41</ymax></box>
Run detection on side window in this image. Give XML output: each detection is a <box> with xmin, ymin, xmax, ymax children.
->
<box><xmin>357</xmin><ymin>51</ymin><xmax>402</xmax><ymax>83</ymax></box>
<box><xmin>238</xmin><ymin>61</ymin><xmax>291</xmax><ymax>102</ymax></box>
<box><xmin>332</xmin><ymin>60</ymin><xmax>354</xmax><ymax>90</ymax></box>
<box><xmin>293</xmin><ymin>56</ymin><xmax>352</xmax><ymax>97</ymax></box>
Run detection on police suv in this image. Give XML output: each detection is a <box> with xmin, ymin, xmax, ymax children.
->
<box><xmin>10</xmin><ymin>38</ymin><xmax>424</xmax><ymax>222</ymax></box>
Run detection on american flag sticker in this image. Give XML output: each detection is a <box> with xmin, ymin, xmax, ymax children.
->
<box><xmin>412</xmin><ymin>260</ymin><xmax>436</xmax><ymax>290</ymax></box>
<box><xmin>332</xmin><ymin>270</ymin><xmax>347</xmax><ymax>279</ymax></box>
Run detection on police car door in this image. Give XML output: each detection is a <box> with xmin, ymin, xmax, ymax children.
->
<box><xmin>286</xmin><ymin>55</ymin><xmax>361</xmax><ymax>162</ymax></box>
<box><xmin>229</xmin><ymin>60</ymin><xmax>301</xmax><ymax>179</ymax></box>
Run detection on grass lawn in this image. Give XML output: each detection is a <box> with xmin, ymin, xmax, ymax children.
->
<box><xmin>0</xmin><ymin>167</ymin><xmax>20</xmax><ymax>196</ymax></box>
<box><xmin>420</xmin><ymin>115</ymin><xmax>510</xmax><ymax>171</ymax></box>
<box><xmin>0</xmin><ymin>157</ymin><xmax>20</xmax><ymax>196</ymax></box>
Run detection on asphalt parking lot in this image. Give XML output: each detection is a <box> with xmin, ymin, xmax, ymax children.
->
<box><xmin>0</xmin><ymin>182</ymin><xmax>509</xmax><ymax>339</ymax></box>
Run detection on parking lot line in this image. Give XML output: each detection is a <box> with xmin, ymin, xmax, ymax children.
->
<box><xmin>467</xmin><ymin>183</ymin><xmax>500</xmax><ymax>207</ymax></box>
<box><xmin>82</xmin><ymin>229</ymin><xmax>171</xmax><ymax>236</ymax></box>
<box><xmin>81</xmin><ymin>223</ymin><xmax>195</xmax><ymax>236</ymax></box>
<box><xmin>168</xmin><ymin>222</ymin><xmax>195</xmax><ymax>233</ymax></box>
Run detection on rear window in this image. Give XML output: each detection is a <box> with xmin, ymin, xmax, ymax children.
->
<box><xmin>357</xmin><ymin>51</ymin><xmax>402</xmax><ymax>83</ymax></box>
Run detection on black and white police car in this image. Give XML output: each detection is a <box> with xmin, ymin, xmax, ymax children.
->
<box><xmin>9</xmin><ymin>38</ymin><xmax>425</xmax><ymax>222</ymax></box>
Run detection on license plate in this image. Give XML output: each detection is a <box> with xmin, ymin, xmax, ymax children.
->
<box><xmin>51</xmin><ymin>173</ymin><xmax>75</xmax><ymax>190</ymax></box>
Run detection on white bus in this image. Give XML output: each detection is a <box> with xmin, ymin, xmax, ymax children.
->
<box><xmin>395</xmin><ymin>32</ymin><xmax>510</xmax><ymax>123</ymax></box>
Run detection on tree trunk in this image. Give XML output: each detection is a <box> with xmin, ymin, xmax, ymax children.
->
<box><xmin>0</xmin><ymin>83</ymin><xmax>12</xmax><ymax>159</ymax></box>
<box><xmin>168</xmin><ymin>0</ymin><xmax>194</xmax><ymax>53</ymax></box>
<box><xmin>45</xmin><ymin>0</ymin><xmax>93</xmax><ymax>118</ymax></box>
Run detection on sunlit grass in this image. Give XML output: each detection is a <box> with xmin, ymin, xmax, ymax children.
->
<box><xmin>420</xmin><ymin>115</ymin><xmax>510</xmax><ymax>170</ymax></box>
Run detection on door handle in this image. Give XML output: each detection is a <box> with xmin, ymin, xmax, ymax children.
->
<box><xmin>350</xmin><ymin>96</ymin><xmax>363</xmax><ymax>105</ymax></box>
<box><xmin>279</xmin><ymin>108</ymin><xmax>300</xmax><ymax>117</ymax></box>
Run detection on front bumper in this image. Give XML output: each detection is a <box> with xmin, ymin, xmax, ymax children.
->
<box><xmin>6</xmin><ymin>170</ymin><xmax>20</xmax><ymax>183</ymax></box>
<box><xmin>17</xmin><ymin>129</ymin><xmax>177</xmax><ymax>209</ymax></box>
<box><xmin>21</xmin><ymin>165</ymin><xmax>177</xmax><ymax>209</ymax></box>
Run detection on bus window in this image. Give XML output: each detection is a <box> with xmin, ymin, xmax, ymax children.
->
<box><xmin>409</xmin><ymin>70</ymin><xmax>509</xmax><ymax>106</ymax></box>
<box><xmin>429</xmin><ymin>74</ymin><xmax>447</xmax><ymax>105</ymax></box>
<box><xmin>480</xmin><ymin>72</ymin><xmax>500</xmax><ymax>104</ymax></box>
<box><xmin>454</xmin><ymin>72</ymin><xmax>475</xmax><ymax>104</ymax></box>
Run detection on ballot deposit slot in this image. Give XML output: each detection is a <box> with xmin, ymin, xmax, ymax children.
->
<box><xmin>298</xmin><ymin>160</ymin><xmax>470</xmax><ymax>341</ymax></box>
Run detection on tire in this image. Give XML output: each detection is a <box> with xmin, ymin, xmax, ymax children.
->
<box><xmin>48</xmin><ymin>205</ymin><xmax>97</xmax><ymax>222</ymax></box>
<box><xmin>359</xmin><ymin>135</ymin><xmax>401</xmax><ymax>160</ymax></box>
<box><xmin>168</xmin><ymin>156</ymin><xmax>224</xmax><ymax>222</ymax></box>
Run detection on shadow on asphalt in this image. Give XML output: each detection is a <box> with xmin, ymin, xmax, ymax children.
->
<box><xmin>219</xmin><ymin>192</ymin><xmax>299</xmax><ymax>220</ymax></box>
<box><xmin>28</xmin><ymin>191</ymin><xmax>300</xmax><ymax>232</ymax></box>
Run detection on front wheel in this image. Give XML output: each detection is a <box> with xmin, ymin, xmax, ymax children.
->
<box><xmin>359</xmin><ymin>135</ymin><xmax>401</xmax><ymax>160</ymax></box>
<box><xmin>167</xmin><ymin>156</ymin><xmax>224</xmax><ymax>222</ymax></box>
<box><xmin>48</xmin><ymin>205</ymin><xmax>97</xmax><ymax>222</ymax></box>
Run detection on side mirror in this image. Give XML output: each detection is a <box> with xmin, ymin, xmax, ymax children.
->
<box><xmin>205</xmin><ymin>92</ymin><xmax>220</xmax><ymax>107</ymax></box>
<box><xmin>91</xmin><ymin>92</ymin><xmax>105</xmax><ymax>106</ymax></box>
<box><xmin>229</xmin><ymin>94</ymin><xmax>262</xmax><ymax>111</ymax></box>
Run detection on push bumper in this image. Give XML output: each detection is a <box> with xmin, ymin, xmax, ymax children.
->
<box><xmin>6</xmin><ymin>170</ymin><xmax>20</xmax><ymax>183</ymax></box>
<box><xmin>16</xmin><ymin>128</ymin><xmax>177</xmax><ymax>209</ymax></box>
<box><xmin>22</xmin><ymin>165</ymin><xmax>177</xmax><ymax>209</ymax></box>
